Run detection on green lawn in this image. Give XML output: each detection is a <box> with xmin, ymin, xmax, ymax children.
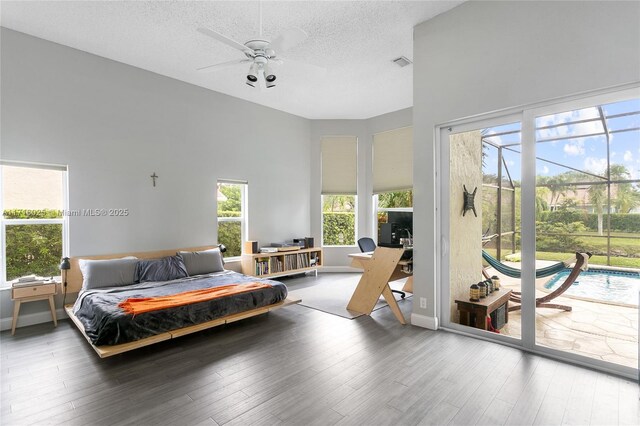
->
<box><xmin>535</xmin><ymin>251</ymin><xmax>640</xmax><ymax>269</ymax></box>
<box><xmin>484</xmin><ymin>247</ymin><xmax>640</xmax><ymax>268</ymax></box>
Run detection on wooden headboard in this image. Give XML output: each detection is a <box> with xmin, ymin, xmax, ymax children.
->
<box><xmin>67</xmin><ymin>246</ymin><xmax>216</xmax><ymax>293</ymax></box>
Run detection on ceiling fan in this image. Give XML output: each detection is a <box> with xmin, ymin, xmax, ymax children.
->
<box><xmin>197</xmin><ymin>3</ymin><xmax>311</xmax><ymax>89</ymax></box>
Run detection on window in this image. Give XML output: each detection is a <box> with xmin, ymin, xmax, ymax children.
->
<box><xmin>373</xmin><ymin>127</ymin><xmax>413</xmax><ymax>243</ymax></box>
<box><xmin>375</xmin><ymin>190</ymin><xmax>413</xmax><ymax>243</ymax></box>
<box><xmin>216</xmin><ymin>180</ymin><xmax>247</xmax><ymax>258</ymax></box>
<box><xmin>1</xmin><ymin>163</ymin><xmax>68</xmax><ymax>283</ymax></box>
<box><xmin>321</xmin><ymin>136</ymin><xmax>357</xmax><ymax>246</ymax></box>
<box><xmin>322</xmin><ymin>195</ymin><xmax>356</xmax><ymax>246</ymax></box>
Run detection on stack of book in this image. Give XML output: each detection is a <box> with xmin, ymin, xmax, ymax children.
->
<box><xmin>11</xmin><ymin>275</ymin><xmax>49</xmax><ymax>287</ymax></box>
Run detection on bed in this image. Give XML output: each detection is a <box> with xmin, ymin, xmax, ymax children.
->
<box><xmin>65</xmin><ymin>246</ymin><xmax>300</xmax><ymax>358</ymax></box>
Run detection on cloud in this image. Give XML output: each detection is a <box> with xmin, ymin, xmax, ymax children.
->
<box><xmin>584</xmin><ymin>157</ymin><xmax>608</xmax><ymax>175</ymax></box>
<box><xmin>539</xmin><ymin>165</ymin><xmax>550</xmax><ymax>175</ymax></box>
<box><xmin>624</xmin><ymin>150</ymin><xmax>633</xmax><ymax>162</ymax></box>
<box><xmin>564</xmin><ymin>140</ymin><xmax>585</xmax><ymax>156</ymax></box>
<box><xmin>537</xmin><ymin>107</ymin><xmax>602</xmax><ymax>141</ymax></box>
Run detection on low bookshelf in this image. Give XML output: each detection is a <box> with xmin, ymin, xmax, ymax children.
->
<box><xmin>241</xmin><ymin>248</ymin><xmax>323</xmax><ymax>279</ymax></box>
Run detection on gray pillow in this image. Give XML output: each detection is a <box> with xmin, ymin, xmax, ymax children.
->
<box><xmin>79</xmin><ymin>257</ymin><xmax>139</xmax><ymax>290</ymax></box>
<box><xmin>178</xmin><ymin>248</ymin><xmax>225</xmax><ymax>276</ymax></box>
<box><xmin>135</xmin><ymin>256</ymin><xmax>188</xmax><ymax>283</ymax></box>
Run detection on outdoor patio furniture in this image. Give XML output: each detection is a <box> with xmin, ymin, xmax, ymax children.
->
<box><xmin>482</xmin><ymin>250</ymin><xmax>574</xmax><ymax>279</ymax></box>
<box><xmin>489</xmin><ymin>252</ymin><xmax>591</xmax><ymax>312</ymax></box>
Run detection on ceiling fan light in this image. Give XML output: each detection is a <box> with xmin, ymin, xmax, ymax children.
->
<box><xmin>263</xmin><ymin>63</ymin><xmax>276</xmax><ymax>83</ymax></box>
<box><xmin>246</xmin><ymin>62</ymin><xmax>258</xmax><ymax>83</ymax></box>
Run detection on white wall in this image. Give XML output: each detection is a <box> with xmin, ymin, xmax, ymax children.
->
<box><xmin>0</xmin><ymin>28</ymin><xmax>311</xmax><ymax>328</ymax></box>
<box><xmin>310</xmin><ymin>108</ymin><xmax>412</xmax><ymax>269</ymax></box>
<box><xmin>412</xmin><ymin>0</ymin><xmax>640</xmax><ymax>328</ymax></box>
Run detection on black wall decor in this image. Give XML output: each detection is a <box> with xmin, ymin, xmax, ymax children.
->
<box><xmin>462</xmin><ymin>185</ymin><xmax>477</xmax><ymax>217</ymax></box>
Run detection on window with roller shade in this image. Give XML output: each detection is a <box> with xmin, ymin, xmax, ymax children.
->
<box><xmin>373</xmin><ymin>127</ymin><xmax>413</xmax><ymax>242</ymax></box>
<box><xmin>321</xmin><ymin>136</ymin><xmax>357</xmax><ymax>246</ymax></box>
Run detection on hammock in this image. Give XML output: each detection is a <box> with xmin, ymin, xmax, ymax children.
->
<box><xmin>482</xmin><ymin>250</ymin><xmax>569</xmax><ymax>279</ymax></box>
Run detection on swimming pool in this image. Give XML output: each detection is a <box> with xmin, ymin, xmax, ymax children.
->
<box><xmin>544</xmin><ymin>268</ymin><xmax>640</xmax><ymax>306</ymax></box>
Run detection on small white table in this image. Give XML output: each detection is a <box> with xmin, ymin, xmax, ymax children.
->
<box><xmin>11</xmin><ymin>283</ymin><xmax>58</xmax><ymax>335</ymax></box>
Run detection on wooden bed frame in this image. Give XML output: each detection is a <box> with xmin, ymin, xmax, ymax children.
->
<box><xmin>64</xmin><ymin>246</ymin><xmax>301</xmax><ymax>358</ymax></box>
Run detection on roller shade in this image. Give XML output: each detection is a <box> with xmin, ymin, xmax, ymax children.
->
<box><xmin>373</xmin><ymin>126</ymin><xmax>413</xmax><ymax>194</ymax></box>
<box><xmin>321</xmin><ymin>136</ymin><xmax>357</xmax><ymax>195</ymax></box>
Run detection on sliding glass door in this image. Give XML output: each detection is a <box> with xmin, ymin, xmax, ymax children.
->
<box><xmin>439</xmin><ymin>114</ymin><xmax>523</xmax><ymax>344</ymax></box>
<box><xmin>440</xmin><ymin>87</ymin><xmax>639</xmax><ymax>378</ymax></box>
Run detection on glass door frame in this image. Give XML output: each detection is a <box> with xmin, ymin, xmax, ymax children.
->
<box><xmin>437</xmin><ymin>84</ymin><xmax>639</xmax><ymax>380</ymax></box>
<box><xmin>523</xmin><ymin>87</ymin><xmax>639</xmax><ymax>379</ymax></box>
<box><xmin>438</xmin><ymin>112</ymin><xmax>526</xmax><ymax>348</ymax></box>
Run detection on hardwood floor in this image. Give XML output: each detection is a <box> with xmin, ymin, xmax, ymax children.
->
<box><xmin>1</xmin><ymin>273</ymin><xmax>638</xmax><ymax>425</ymax></box>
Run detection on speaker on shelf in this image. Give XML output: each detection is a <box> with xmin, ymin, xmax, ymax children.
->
<box><xmin>305</xmin><ymin>237</ymin><xmax>314</xmax><ymax>248</ymax></box>
<box><xmin>244</xmin><ymin>241</ymin><xmax>258</xmax><ymax>254</ymax></box>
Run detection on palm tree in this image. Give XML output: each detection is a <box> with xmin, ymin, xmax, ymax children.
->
<box><xmin>614</xmin><ymin>184</ymin><xmax>640</xmax><ymax>213</ymax></box>
<box><xmin>588</xmin><ymin>184</ymin><xmax>606</xmax><ymax>235</ymax></box>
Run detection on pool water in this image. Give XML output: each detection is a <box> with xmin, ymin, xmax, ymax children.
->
<box><xmin>544</xmin><ymin>268</ymin><xmax>640</xmax><ymax>306</ymax></box>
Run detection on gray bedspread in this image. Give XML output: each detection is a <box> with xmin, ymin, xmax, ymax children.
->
<box><xmin>72</xmin><ymin>271</ymin><xmax>288</xmax><ymax>346</ymax></box>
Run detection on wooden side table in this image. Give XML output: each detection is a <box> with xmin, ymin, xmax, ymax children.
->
<box><xmin>11</xmin><ymin>283</ymin><xmax>58</xmax><ymax>335</ymax></box>
<box><xmin>455</xmin><ymin>289</ymin><xmax>512</xmax><ymax>330</ymax></box>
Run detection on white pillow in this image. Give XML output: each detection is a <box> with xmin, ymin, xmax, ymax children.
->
<box><xmin>79</xmin><ymin>256</ymin><xmax>138</xmax><ymax>290</ymax></box>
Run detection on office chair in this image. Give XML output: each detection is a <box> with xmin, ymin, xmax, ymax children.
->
<box><xmin>357</xmin><ymin>237</ymin><xmax>406</xmax><ymax>299</ymax></box>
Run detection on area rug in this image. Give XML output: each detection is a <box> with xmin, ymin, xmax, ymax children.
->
<box><xmin>287</xmin><ymin>275</ymin><xmax>411</xmax><ymax>319</ymax></box>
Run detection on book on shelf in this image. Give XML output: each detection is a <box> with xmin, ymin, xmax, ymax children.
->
<box><xmin>259</xmin><ymin>247</ymin><xmax>278</xmax><ymax>253</ymax></box>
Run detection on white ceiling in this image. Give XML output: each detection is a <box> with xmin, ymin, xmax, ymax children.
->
<box><xmin>0</xmin><ymin>1</ymin><xmax>463</xmax><ymax>119</ymax></box>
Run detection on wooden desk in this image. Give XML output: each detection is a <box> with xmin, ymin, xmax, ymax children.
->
<box><xmin>455</xmin><ymin>289</ymin><xmax>512</xmax><ymax>330</ymax></box>
<box><xmin>347</xmin><ymin>248</ymin><xmax>413</xmax><ymax>324</ymax></box>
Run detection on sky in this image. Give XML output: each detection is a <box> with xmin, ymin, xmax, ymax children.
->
<box><xmin>481</xmin><ymin>98</ymin><xmax>640</xmax><ymax>184</ymax></box>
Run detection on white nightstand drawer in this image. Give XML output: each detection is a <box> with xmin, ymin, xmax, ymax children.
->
<box><xmin>12</xmin><ymin>283</ymin><xmax>57</xmax><ymax>299</ymax></box>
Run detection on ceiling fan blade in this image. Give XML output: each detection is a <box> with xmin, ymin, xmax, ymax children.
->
<box><xmin>197</xmin><ymin>59</ymin><xmax>252</xmax><ymax>72</ymax></box>
<box><xmin>270</xmin><ymin>27</ymin><xmax>308</xmax><ymax>53</ymax></box>
<box><xmin>198</xmin><ymin>27</ymin><xmax>253</xmax><ymax>54</ymax></box>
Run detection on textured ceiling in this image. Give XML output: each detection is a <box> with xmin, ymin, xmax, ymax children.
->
<box><xmin>0</xmin><ymin>1</ymin><xmax>463</xmax><ymax>119</ymax></box>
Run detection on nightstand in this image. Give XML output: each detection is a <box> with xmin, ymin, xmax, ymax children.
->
<box><xmin>11</xmin><ymin>283</ymin><xmax>58</xmax><ymax>335</ymax></box>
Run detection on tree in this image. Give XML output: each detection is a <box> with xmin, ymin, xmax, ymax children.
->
<box><xmin>378</xmin><ymin>190</ymin><xmax>413</xmax><ymax>208</ymax></box>
<box><xmin>588</xmin><ymin>184</ymin><xmax>606</xmax><ymax>236</ymax></box>
<box><xmin>539</xmin><ymin>173</ymin><xmax>576</xmax><ymax>209</ymax></box>
<box><xmin>615</xmin><ymin>184</ymin><xmax>640</xmax><ymax>213</ymax></box>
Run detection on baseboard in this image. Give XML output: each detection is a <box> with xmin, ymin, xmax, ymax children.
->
<box><xmin>319</xmin><ymin>266</ymin><xmax>361</xmax><ymax>273</ymax></box>
<box><xmin>1</xmin><ymin>307</ymin><xmax>68</xmax><ymax>332</ymax></box>
<box><xmin>411</xmin><ymin>313</ymin><xmax>439</xmax><ymax>330</ymax></box>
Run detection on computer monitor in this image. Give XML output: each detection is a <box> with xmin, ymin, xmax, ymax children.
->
<box><xmin>379</xmin><ymin>211</ymin><xmax>413</xmax><ymax>247</ymax></box>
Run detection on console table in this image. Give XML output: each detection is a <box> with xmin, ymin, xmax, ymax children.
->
<box><xmin>455</xmin><ymin>289</ymin><xmax>512</xmax><ymax>330</ymax></box>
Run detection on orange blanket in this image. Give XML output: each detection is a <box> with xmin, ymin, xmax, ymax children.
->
<box><xmin>118</xmin><ymin>282</ymin><xmax>273</xmax><ymax>316</ymax></box>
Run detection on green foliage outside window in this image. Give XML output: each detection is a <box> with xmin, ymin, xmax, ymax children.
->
<box><xmin>322</xmin><ymin>195</ymin><xmax>356</xmax><ymax>245</ymax></box>
<box><xmin>378</xmin><ymin>190</ymin><xmax>413</xmax><ymax>209</ymax></box>
<box><xmin>323</xmin><ymin>212</ymin><xmax>356</xmax><ymax>246</ymax></box>
<box><xmin>218</xmin><ymin>220</ymin><xmax>241</xmax><ymax>258</ymax></box>
<box><xmin>217</xmin><ymin>184</ymin><xmax>243</xmax><ymax>257</ymax></box>
<box><xmin>3</xmin><ymin>209</ymin><xmax>63</xmax><ymax>281</ymax></box>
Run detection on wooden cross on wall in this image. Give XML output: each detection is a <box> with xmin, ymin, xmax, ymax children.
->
<box><xmin>150</xmin><ymin>172</ymin><xmax>158</xmax><ymax>187</ymax></box>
